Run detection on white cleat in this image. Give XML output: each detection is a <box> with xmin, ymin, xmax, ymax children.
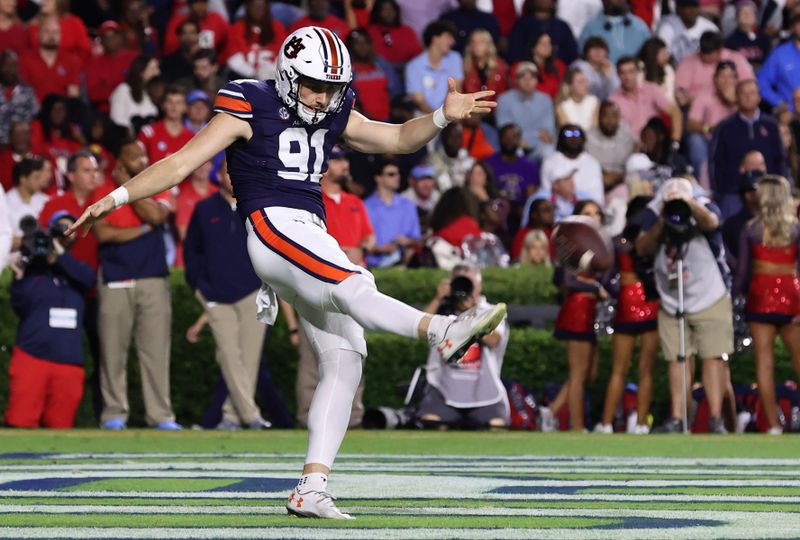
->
<box><xmin>432</xmin><ymin>303</ymin><xmax>507</xmax><ymax>364</ymax></box>
<box><xmin>286</xmin><ymin>487</ymin><xmax>354</xmax><ymax>519</ymax></box>
<box><xmin>539</xmin><ymin>406</ymin><xmax>556</xmax><ymax>432</ymax></box>
<box><xmin>593</xmin><ymin>423</ymin><xmax>613</xmax><ymax>434</ymax></box>
<box><xmin>632</xmin><ymin>424</ymin><xmax>651</xmax><ymax>435</ymax></box>
<box><xmin>767</xmin><ymin>427</ymin><xmax>784</xmax><ymax>436</ymax></box>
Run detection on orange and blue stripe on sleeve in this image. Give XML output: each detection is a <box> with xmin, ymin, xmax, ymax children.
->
<box><xmin>249</xmin><ymin>210</ymin><xmax>358</xmax><ymax>284</ymax></box>
<box><xmin>213</xmin><ymin>88</ymin><xmax>253</xmax><ymax>119</ymax></box>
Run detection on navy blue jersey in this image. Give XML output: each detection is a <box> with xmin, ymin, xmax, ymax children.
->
<box><xmin>213</xmin><ymin>79</ymin><xmax>355</xmax><ymax>223</ymax></box>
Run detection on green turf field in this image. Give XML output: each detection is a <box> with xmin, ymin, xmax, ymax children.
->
<box><xmin>1</xmin><ymin>429</ymin><xmax>799</xmax><ymax>539</ymax></box>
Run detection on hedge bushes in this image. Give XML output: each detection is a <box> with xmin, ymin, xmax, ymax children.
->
<box><xmin>0</xmin><ymin>267</ymin><xmax>795</xmax><ymax>428</ymax></box>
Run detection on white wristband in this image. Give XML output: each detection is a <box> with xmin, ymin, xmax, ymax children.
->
<box><xmin>109</xmin><ymin>187</ymin><xmax>129</xmax><ymax>208</ymax></box>
<box><xmin>432</xmin><ymin>106</ymin><xmax>450</xmax><ymax>129</ymax></box>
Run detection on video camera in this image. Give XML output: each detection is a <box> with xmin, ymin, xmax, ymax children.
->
<box><xmin>438</xmin><ymin>275</ymin><xmax>475</xmax><ymax>316</ymax></box>
<box><xmin>662</xmin><ymin>198</ymin><xmax>695</xmax><ymax>249</ymax></box>
<box><xmin>18</xmin><ymin>215</ymin><xmax>67</xmax><ymax>269</ymax></box>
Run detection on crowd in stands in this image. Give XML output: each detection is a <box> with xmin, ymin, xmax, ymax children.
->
<box><xmin>4</xmin><ymin>0</ymin><xmax>800</xmax><ymax>432</ymax></box>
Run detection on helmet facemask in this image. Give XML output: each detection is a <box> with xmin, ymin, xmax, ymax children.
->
<box><xmin>287</xmin><ymin>73</ymin><xmax>350</xmax><ymax>125</ymax></box>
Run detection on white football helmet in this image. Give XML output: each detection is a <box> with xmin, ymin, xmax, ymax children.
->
<box><xmin>275</xmin><ymin>26</ymin><xmax>353</xmax><ymax>125</ymax></box>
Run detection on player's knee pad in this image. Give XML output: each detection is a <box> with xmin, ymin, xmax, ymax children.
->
<box><xmin>330</xmin><ymin>273</ymin><xmax>377</xmax><ymax>311</ymax></box>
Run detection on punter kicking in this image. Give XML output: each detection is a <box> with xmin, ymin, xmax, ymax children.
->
<box><xmin>68</xmin><ymin>26</ymin><xmax>506</xmax><ymax>520</ymax></box>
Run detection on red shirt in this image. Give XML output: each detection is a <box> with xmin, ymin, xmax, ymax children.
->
<box><xmin>352</xmin><ymin>60</ymin><xmax>391</xmax><ymax>121</ymax></box>
<box><xmin>163</xmin><ymin>12</ymin><xmax>229</xmax><ymax>56</ymax></box>
<box><xmin>92</xmin><ymin>178</ymin><xmax>173</xmax><ymax>229</ymax></box>
<box><xmin>30</xmin><ymin>120</ymin><xmax>82</xmax><ymax>194</ymax></box>
<box><xmin>535</xmin><ymin>60</ymin><xmax>567</xmax><ymax>99</ymax></box>
<box><xmin>0</xmin><ymin>22</ymin><xmax>27</xmax><ymax>56</ymax></box>
<box><xmin>0</xmin><ymin>149</ymin><xmax>31</xmax><ymax>192</ymax></box>
<box><xmin>222</xmin><ymin>19</ymin><xmax>286</xmax><ymax>65</ymax></box>
<box><xmin>85</xmin><ymin>49</ymin><xmax>138</xmax><ymax>112</ymax></box>
<box><xmin>174</xmin><ymin>181</ymin><xmax>218</xmax><ymax>268</ymax></box>
<box><xmin>18</xmin><ymin>49</ymin><xmax>81</xmax><ymax>102</ymax></box>
<box><xmin>434</xmin><ymin>216</ymin><xmax>482</xmax><ymax>247</ymax></box>
<box><xmin>463</xmin><ymin>58</ymin><xmax>509</xmax><ymax>96</ymax></box>
<box><xmin>462</xmin><ymin>126</ymin><xmax>496</xmax><ymax>161</ymax></box>
<box><xmin>493</xmin><ymin>0</ymin><xmax>519</xmax><ymax>36</ymax></box>
<box><xmin>322</xmin><ymin>190</ymin><xmax>374</xmax><ymax>249</ymax></box>
<box><xmin>289</xmin><ymin>15</ymin><xmax>350</xmax><ymax>38</ymax></box>
<box><xmin>27</xmin><ymin>15</ymin><xmax>91</xmax><ymax>67</ymax></box>
<box><xmin>511</xmin><ymin>226</ymin><xmax>555</xmax><ymax>262</ymax></box>
<box><xmin>39</xmin><ymin>192</ymin><xmax>99</xmax><ymax>272</ymax></box>
<box><xmin>367</xmin><ymin>25</ymin><xmax>423</xmax><ymax>65</ymax></box>
<box><xmin>138</xmin><ymin>120</ymin><xmax>194</xmax><ymax>165</ymax></box>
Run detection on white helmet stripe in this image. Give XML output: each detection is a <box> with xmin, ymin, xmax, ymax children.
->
<box><xmin>312</xmin><ymin>27</ymin><xmax>331</xmax><ymax>74</ymax></box>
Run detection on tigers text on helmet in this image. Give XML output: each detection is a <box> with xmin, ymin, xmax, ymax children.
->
<box><xmin>275</xmin><ymin>26</ymin><xmax>353</xmax><ymax>125</ymax></box>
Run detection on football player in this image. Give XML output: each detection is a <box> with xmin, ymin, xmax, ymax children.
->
<box><xmin>69</xmin><ymin>27</ymin><xmax>505</xmax><ymax>519</ymax></box>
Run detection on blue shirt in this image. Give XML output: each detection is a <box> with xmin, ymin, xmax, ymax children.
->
<box><xmin>405</xmin><ymin>51</ymin><xmax>463</xmax><ymax>110</ymax></box>
<box><xmin>495</xmin><ymin>90</ymin><xmax>555</xmax><ymax>161</ymax></box>
<box><xmin>364</xmin><ymin>192</ymin><xmax>421</xmax><ymax>268</ymax></box>
<box><xmin>99</xmin><ymin>227</ymin><xmax>168</xmax><ymax>283</ymax></box>
<box><xmin>757</xmin><ymin>41</ymin><xmax>800</xmax><ymax>110</ymax></box>
<box><xmin>579</xmin><ymin>14</ymin><xmax>651</xmax><ymax>64</ymax></box>
<box><xmin>184</xmin><ymin>192</ymin><xmax>262</xmax><ymax>304</ymax></box>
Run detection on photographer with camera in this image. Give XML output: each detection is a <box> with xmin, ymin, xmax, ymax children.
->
<box><xmin>4</xmin><ymin>213</ymin><xmax>96</xmax><ymax>428</ymax></box>
<box><xmin>636</xmin><ymin>177</ymin><xmax>734</xmax><ymax>433</ymax></box>
<box><xmin>417</xmin><ymin>264</ymin><xmax>510</xmax><ymax>429</ymax></box>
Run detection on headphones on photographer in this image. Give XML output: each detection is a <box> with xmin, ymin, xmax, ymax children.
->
<box><xmin>603</xmin><ymin>15</ymin><xmax>632</xmax><ymax>32</ymax></box>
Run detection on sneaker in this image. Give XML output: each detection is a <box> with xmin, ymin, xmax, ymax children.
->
<box><xmin>708</xmin><ymin>416</ymin><xmax>728</xmax><ymax>434</ymax></box>
<box><xmin>539</xmin><ymin>406</ymin><xmax>556</xmax><ymax>432</ymax></box>
<box><xmin>653</xmin><ymin>417</ymin><xmax>683</xmax><ymax>433</ymax></box>
<box><xmin>154</xmin><ymin>420</ymin><xmax>183</xmax><ymax>431</ymax></box>
<box><xmin>101</xmin><ymin>418</ymin><xmax>126</xmax><ymax>430</ymax></box>
<box><xmin>593</xmin><ymin>423</ymin><xmax>613</xmax><ymax>434</ymax></box>
<box><xmin>286</xmin><ymin>487</ymin><xmax>354</xmax><ymax>519</ymax></box>
<box><xmin>767</xmin><ymin>426</ymin><xmax>784</xmax><ymax>435</ymax></box>
<box><xmin>431</xmin><ymin>304</ymin><xmax>507</xmax><ymax>364</ymax></box>
<box><xmin>632</xmin><ymin>424</ymin><xmax>650</xmax><ymax>435</ymax></box>
<box><xmin>215</xmin><ymin>419</ymin><xmax>240</xmax><ymax>431</ymax></box>
<box><xmin>248</xmin><ymin>417</ymin><xmax>272</xmax><ymax>430</ymax></box>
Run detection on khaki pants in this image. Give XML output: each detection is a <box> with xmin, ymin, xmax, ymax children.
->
<box><xmin>295</xmin><ymin>323</ymin><xmax>365</xmax><ymax>428</ymax></box>
<box><xmin>199</xmin><ymin>290</ymin><xmax>266</xmax><ymax>424</ymax></box>
<box><xmin>98</xmin><ymin>277</ymin><xmax>175</xmax><ymax>426</ymax></box>
<box><xmin>658</xmin><ymin>295</ymin><xmax>734</xmax><ymax>362</ymax></box>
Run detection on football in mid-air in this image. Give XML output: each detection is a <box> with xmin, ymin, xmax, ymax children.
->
<box><xmin>551</xmin><ymin>216</ymin><xmax>613</xmax><ymax>273</ymax></box>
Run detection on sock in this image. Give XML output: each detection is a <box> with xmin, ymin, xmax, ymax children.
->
<box><xmin>425</xmin><ymin>314</ymin><xmax>452</xmax><ymax>344</ymax></box>
<box><xmin>297</xmin><ymin>472</ymin><xmax>328</xmax><ymax>492</ymax></box>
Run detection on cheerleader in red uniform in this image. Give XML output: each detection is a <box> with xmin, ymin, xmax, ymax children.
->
<box><xmin>546</xmin><ymin>200</ymin><xmax>607</xmax><ymax>432</ymax></box>
<box><xmin>596</xmin><ymin>197</ymin><xmax>660</xmax><ymax>434</ymax></box>
<box><xmin>734</xmin><ymin>175</ymin><xmax>800</xmax><ymax>435</ymax></box>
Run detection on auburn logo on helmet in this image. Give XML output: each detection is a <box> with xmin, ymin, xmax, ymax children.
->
<box><xmin>284</xmin><ymin>36</ymin><xmax>305</xmax><ymax>59</ymax></box>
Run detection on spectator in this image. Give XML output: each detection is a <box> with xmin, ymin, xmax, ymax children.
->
<box><xmin>656</xmin><ymin>0</ymin><xmax>718</xmax><ymax>64</ymax></box>
<box><xmin>0</xmin><ymin>121</ymin><xmax>33</xmax><ymax>191</ymax></box>
<box><xmin>176</xmin><ymin>49</ymin><xmax>225</xmax><ymax>99</ymax></box>
<box><xmin>109</xmin><ymin>55</ymin><xmax>160</xmax><ymax>132</ymax></box>
<box><xmin>0</xmin><ymin>0</ymin><xmax>25</xmax><ymax>56</ymax></box>
<box><xmin>405</xmin><ymin>20</ymin><xmax>462</xmax><ymax>113</ymax></box>
<box><xmin>175</xmin><ymin>160</ymin><xmax>217</xmax><ymax>268</ymax></box>
<box><xmin>119</xmin><ymin>0</ymin><xmax>160</xmax><ymax>57</ymax></box>
<box><xmin>289</xmin><ymin>0</ymin><xmax>349</xmax><ymax>37</ymax></box>
<box><xmin>558</xmin><ymin>0</ymin><xmax>603</xmax><ymax>38</ymax></box>
<box><xmin>556</xmin><ymin>68</ymin><xmax>600</xmax><ymax>131</ymax></box>
<box><xmin>709</xmin><ymin>80</ymin><xmax>786</xmax><ymax>218</ymax></box>
<box><xmin>758</xmin><ymin>11</ymin><xmax>800</xmax><ymax>112</ymax></box>
<box><xmin>161</xmin><ymin>19</ymin><xmax>201</xmax><ymax>83</ymax></box>
<box><xmin>31</xmin><ymin>94</ymin><xmax>83</xmax><ymax>194</ymax></box>
<box><xmin>724</xmin><ymin>0</ymin><xmax>770</xmax><ymax>68</ymax></box>
<box><xmin>721</xmin><ymin>150</ymin><xmax>764</xmax><ymax>265</ymax></box>
<box><xmin>465</xmin><ymin>161</ymin><xmax>500</xmax><ymax>203</ymax></box>
<box><xmin>367</xmin><ymin>0</ymin><xmax>423</xmax><ymax>66</ymax></box>
<box><xmin>184</xmin><ymin>90</ymin><xmax>212</xmax><ymax>133</ymax></box>
<box><xmin>520</xmin><ymin>30</ymin><xmax>566</xmax><ymax>100</ymax></box>
<box><xmin>346</xmin><ymin>29</ymin><xmax>401</xmax><ymax>122</ymax></box>
<box><xmin>0</xmin><ymin>50</ymin><xmax>38</xmax><ymax>147</ymax></box>
<box><xmin>430</xmin><ymin>187</ymin><xmax>482</xmax><ymax>251</ymax></box>
<box><xmin>462</xmin><ymin>29</ymin><xmax>508</xmax><ymax>97</ymax></box>
<box><xmin>6</xmin><ymin>156</ymin><xmax>50</xmax><ymax>248</ymax></box>
<box><xmin>508</xmin><ymin>0</ymin><xmax>578</xmax><ymax>65</ymax></box>
<box><xmin>675</xmin><ymin>31</ymin><xmax>753</xmax><ymax>108</ymax></box>
<box><xmin>85</xmin><ymin>22</ymin><xmax>138</xmax><ymax>114</ymax></box>
<box><xmin>183</xmin><ymin>160</ymin><xmax>271</xmax><ymax>430</ymax></box>
<box><xmin>224</xmin><ymin>0</ymin><xmax>287</xmax><ymax>81</ymax></box>
<box><xmin>638</xmin><ymin>37</ymin><xmax>676</xmax><ymax>104</ymax></box>
<box><xmin>19</xmin><ymin>16</ymin><xmax>80</xmax><ymax>102</ymax></box>
<box><xmin>720</xmin><ymin>0</ymin><xmax>782</xmax><ymax>40</ymax></box>
<box><xmin>609</xmin><ymin>56</ymin><xmax>682</xmax><ymax>145</ymax></box>
<box><xmin>417</xmin><ymin>264</ymin><xmax>510</xmax><ymax>429</ymax></box>
<box><xmin>686</xmin><ymin>60</ymin><xmax>738</xmax><ymax>182</ymax></box>
<box><xmin>461</xmin><ymin>113</ymin><xmax>498</xmax><ymax>161</ymax></box>
<box><xmin>484</xmin><ymin>123</ymin><xmax>541</xmax><ymax>206</ymax></box>
<box><xmin>541</xmin><ymin>124</ymin><xmax>604</xmax><ymax>206</ymax></box>
<box><xmin>571</xmin><ymin>37</ymin><xmax>620</xmax><ymax>101</ymax></box>
<box><xmin>579</xmin><ymin>0</ymin><xmax>652</xmax><ymax>64</ymax></box>
<box><xmin>396</xmin><ymin>0</ymin><xmax>460</xmax><ymax>38</ymax></box>
<box><xmin>428</xmin><ymin>122</ymin><xmax>476</xmax><ymax>191</ymax></box>
<box><xmin>495</xmin><ymin>62</ymin><xmax>555</xmax><ymax>160</ymax></box>
<box><xmin>0</xmin><ymin>185</ymin><xmax>9</xmax><ymax>270</ymax></box>
<box><xmin>586</xmin><ymin>100</ymin><xmax>636</xmax><ymax>201</ymax></box>
<box><xmin>625</xmin><ymin>116</ymin><xmax>691</xmax><ymax>197</ymax></box>
<box><xmin>26</xmin><ymin>0</ymin><xmax>90</xmax><ymax>67</ymax></box>
<box><xmin>321</xmin><ymin>146</ymin><xmax>375</xmax><ymax>267</ymax></box>
<box><xmin>513</xmin><ymin>197</ymin><xmax>556</xmax><ymax>260</ymax></box>
<box><xmin>93</xmin><ymin>138</ymin><xmax>179</xmax><ymax>430</ymax></box>
<box><xmin>364</xmin><ymin>159</ymin><xmax>422</xmax><ymax>267</ymax></box>
<box><xmin>401</xmin><ymin>163</ymin><xmax>441</xmax><ymax>227</ymax></box>
<box><xmin>518</xmin><ymin>228</ymin><xmax>552</xmax><ymax>266</ymax></box>
<box><xmin>4</xmin><ymin>213</ymin><xmax>96</xmax><ymax>428</ymax></box>
<box><xmin>441</xmin><ymin>0</ymin><xmax>501</xmax><ymax>54</ymax></box>
<box><xmin>138</xmin><ymin>86</ymin><xmax>194</xmax><ymax>177</ymax></box>
<box><xmin>163</xmin><ymin>0</ymin><xmax>228</xmax><ymax>57</ymax></box>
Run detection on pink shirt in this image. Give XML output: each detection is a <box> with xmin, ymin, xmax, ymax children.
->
<box><xmin>609</xmin><ymin>82</ymin><xmax>671</xmax><ymax>140</ymax></box>
<box><xmin>675</xmin><ymin>49</ymin><xmax>754</xmax><ymax>102</ymax></box>
<box><xmin>688</xmin><ymin>93</ymin><xmax>736</xmax><ymax>139</ymax></box>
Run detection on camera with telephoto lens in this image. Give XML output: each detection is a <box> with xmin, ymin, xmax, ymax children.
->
<box><xmin>662</xmin><ymin>198</ymin><xmax>695</xmax><ymax>248</ymax></box>
<box><xmin>438</xmin><ymin>276</ymin><xmax>475</xmax><ymax>316</ymax></box>
<box><xmin>18</xmin><ymin>215</ymin><xmax>56</xmax><ymax>269</ymax></box>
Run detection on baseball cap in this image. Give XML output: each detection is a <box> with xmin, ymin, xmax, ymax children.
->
<box><xmin>187</xmin><ymin>89</ymin><xmax>210</xmax><ymax>105</ymax></box>
<box><xmin>676</xmin><ymin>0</ymin><xmax>700</xmax><ymax>7</ymax></box>
<box><xmin>329</xmin><ymin>145</ymin><xmax>347</xmax><ymax>160</ymax></box>
<box><xmin>410</xmin><ymin>164</ymin><xmax>435</xmax><ymax>180</ymax></box>
<box><xmin>514</xmin><ymin>61</ymin><xmax>539</xmax><ymax>78</ymax></box>
<box><xmin>48</xmin><ymin>209</ymin><xmax>77</xmax><ymax>228</ymax></box>
<box><xmin>99</xmin><ymin>21</ymin><xmax>121</xmax><ymax>35</ymax></box>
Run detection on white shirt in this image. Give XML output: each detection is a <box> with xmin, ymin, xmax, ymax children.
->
<box><xmin>540</xmin><ymin>151</ymin><xmax>605</xmax><ymax>206</ymax></box>
<box><xmin>656</xmin><ymin>14</ymin><xmax>719</xmax><ymax>64</ymax></box>
<box><xmin>559</xmin><ymin>95</ymin><xmax>599</xmax><ymax>132</ymax></box>
<box><xmin>557</xmin><ymin>0</ymin><xmax>603</xmax><ymax>37</ymax></box>
<box><xmin>0</xmin><ymin>186</ymin><xmax>12</xmax><ymax>271</ymax></box>
<box><xmin>109</xmin><ymin>82</ymin><xmax>158</xmax><ymax>129</ymax></box>
<box><xmin>5</xmin><ymin>188</ymin><xmax>49</xmax><ymax>235</ymax></box>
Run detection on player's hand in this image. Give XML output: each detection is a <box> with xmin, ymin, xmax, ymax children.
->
<box><xmin>442</xmin><ymin>78</ymin><xmax>496</xmax><ymax>122</ymax></box>
<box><xmin>66</xmin><ymin>196</ymin><xmax>116</xmax><ymax>238</ymax></box>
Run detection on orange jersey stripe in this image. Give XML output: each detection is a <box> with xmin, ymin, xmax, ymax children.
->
<box><xmin>214</xmin><ymin>95</ymin><xmax>253</xmax><ymax>113</ymax></box>
<box><xmin>322</xmin><ymin>28</ymin><xmax>340</xmax><ymax>75</ymax></box>
<box><xmin>249</xmin><ymin>211</ymin><xmax>356</xmax><ymax>283</ymax></box>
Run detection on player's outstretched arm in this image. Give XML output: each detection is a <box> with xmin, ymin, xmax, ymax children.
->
<box><xmin>67</xmin><ymin>113</ymin><xmax>251</xmax><ymax>237</ymax></box>
<box><xmin>342</xmin><ymin>78</ymin><xmax>495</xmax><ymax>154</ymax></box>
